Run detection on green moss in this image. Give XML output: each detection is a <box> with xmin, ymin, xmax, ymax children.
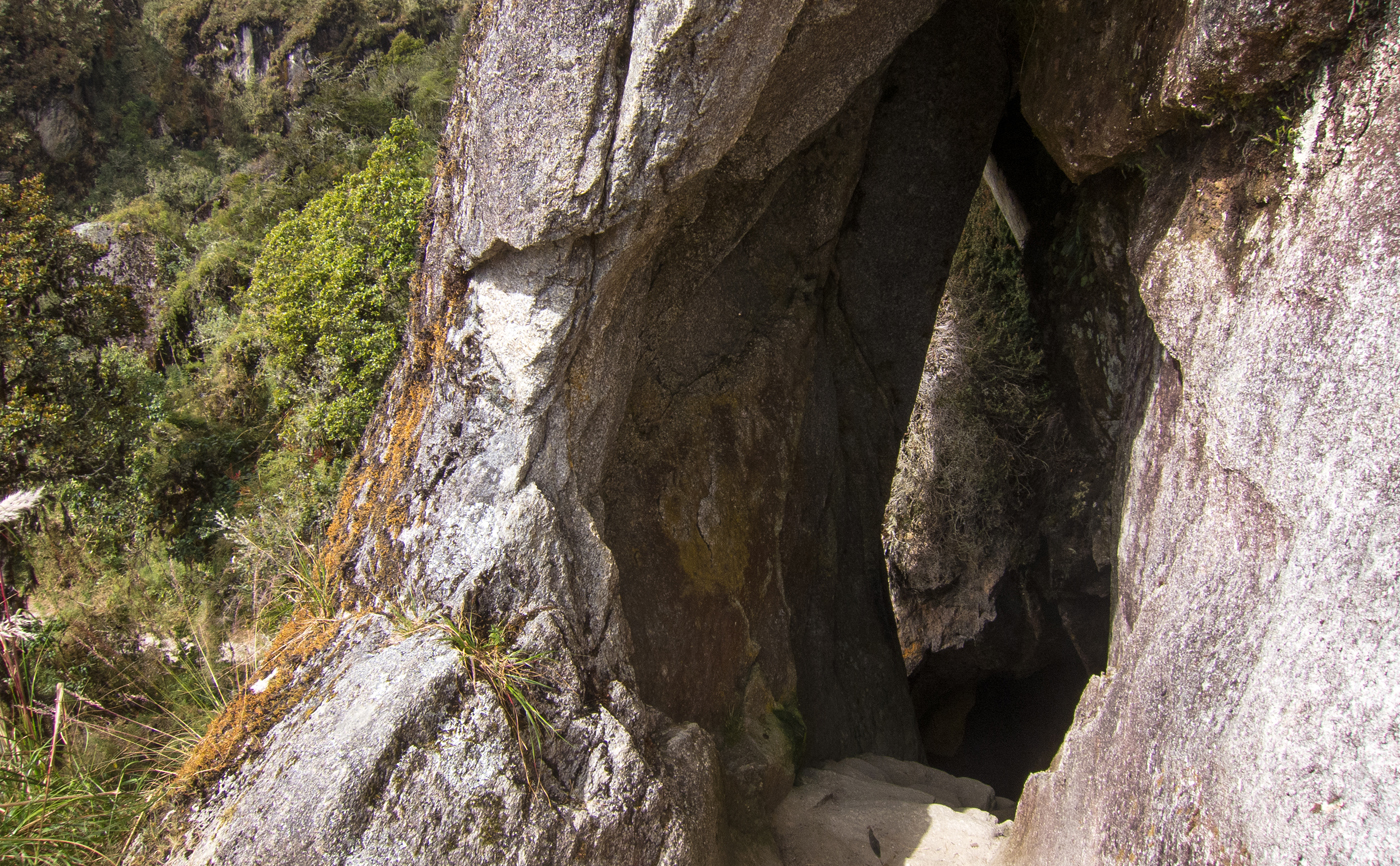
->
<box><xmin>943</xmin><ymin>187</ymin><xmax>1050</xmax><ymax>439</ymax></box>
<box><xmin>468</xmin><ymin>792</ymin><xmax>504</xmax><ymax>847</ymax></box>
<box><xmin>930</xmin><ymin>184</ymin><xmax>1049</xmax><ymax>526</ymax></box>
<box><xmin>772</xmin><ymin>704</ymin><xmax>806</xmax><ymax>767</ymax></box>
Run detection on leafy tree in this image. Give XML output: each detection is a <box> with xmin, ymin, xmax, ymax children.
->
<box><xmin>0</xmin><ymin>176</ymin><xmax>149</xmax><ymax>488</ymax></box>
<box><xmin>0</xmin><ymin>0</ymin><xmax>109</xmax><ymax>200</ymax></box>
<box><xmin>243</xmin><ymin>117</ymin><xmax>428</xmax><ymax>455</ymax></box>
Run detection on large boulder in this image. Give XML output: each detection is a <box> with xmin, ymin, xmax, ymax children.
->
<box><xmin>1002</xmin><ymin>3</ymin><xmax>1400</xmax><ymax>864</ymax></box>
<box><xmin>144</xmin><ymin>0</ymin><xmax>1400</xmax><ymax>863</ymax></box>
<box><xmin>149</xmin><ymin>1</ymin><xmax>1012</xmax><ymax>863</ymax></box>
<box><xmin>75</xmin><ymin>221</ymin><xmax>170</xmax><ymax>356</ymax></box>
<box><xmin>1018</xmin><ymin>0</ymin><xmax>1357</xmax><ymax>179</ymax></box>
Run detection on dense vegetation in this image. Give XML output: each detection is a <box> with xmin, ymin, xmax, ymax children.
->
<box><xmin>0</xmin><ymin>0</ymin><xmax>464</xmax><ymax>859</ymax></box>
<box><xmin>885</xmin><ymin>185</ymin><xmax>1052</xmax><ymax>586</ymax></box>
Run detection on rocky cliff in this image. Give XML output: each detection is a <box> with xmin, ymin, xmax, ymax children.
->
<box><xmin>149</xmin><ymin>0</ymin><xmax>1400</xmax><ymax>864</ymax></box>
<box><xmin>1001</xmin><ymin>2</ymin><xmax>1400</xmax><ymax>863</ymax></box>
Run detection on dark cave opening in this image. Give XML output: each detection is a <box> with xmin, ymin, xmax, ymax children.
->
<box><xmin>891</xmin><ymin>95</ymin><xmax>1120</xmax><ymax>803</ymax></box>
<box><xmin>929</xmin><ymin>652</ymin><xmax>1093</xmax><ymax>801</ymax></box>
<box><xmin>908</xmin><ymin>573</ymin><xmax>1109</xmax><ymax>801</ymax></box>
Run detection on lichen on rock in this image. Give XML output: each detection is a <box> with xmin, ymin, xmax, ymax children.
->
<box><xmin>151</xmin><ymin>0</ymin><xmax>1400</xmax><ymax>863</ymax></box>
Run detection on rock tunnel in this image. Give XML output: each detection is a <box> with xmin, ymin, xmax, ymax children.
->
<box><xmin>158</xmin><ymin>0</ymin><xmax>1400</xmax><ymax>863</ymax></box>
<box><xmin>584</xmin><ymin>4</ymin><xmax>1149</xmax><ymax>809</ymax></box>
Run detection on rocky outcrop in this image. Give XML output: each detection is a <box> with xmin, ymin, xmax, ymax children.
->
<box><xmin>152</xmin><ymin>0</ymin><xmax>1400</xmax><ymax>862</ymax></box>
<box><xmin>884</xmin><ymin>136</ymin><xmax>1155</xmax><ymax>797</ymax></box>
<box><xmin>772</xmin><ymin>755</ymin><xmax>1013</xmax><ymax>866</ymax></box>
<box><xmin>153</xmin><ymin>1</ymin><xmax>1014</xmax><ymax>863</ymax></box>
<box><xmin>76</xmin><ymin>221</ymin><xmax>170</xmax><ymax>356</ymax></box>
<box><xmin>1000</xmin><ymin>3</ymin><xmax>1400</xmax><ymax>864</ymax></box>
<box><xmin>1018</xmin><ymin>0</ymin><xmax>1357</xmax><ymax>180</ymax></box>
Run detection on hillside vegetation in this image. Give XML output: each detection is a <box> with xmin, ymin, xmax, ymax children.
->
<box><xmin>0</xmin><ymin>1</ymin><xmax>466</xmax><ymax>859</ymax></box>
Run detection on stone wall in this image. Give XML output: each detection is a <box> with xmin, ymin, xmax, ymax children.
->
<box><xmin>1004</xmin><ymin>3</ymin><xmax>1400</xmax><ymax>863</ymax></box>
<box><xmin>148</xmin><ymin>1</ymin><xmax>1400</xmax><ymax>863</ymax></box>
<box><xmin>151</xmin><ymin>1</ymin><xmax>1014</xmax><ymax>862</ymax></box>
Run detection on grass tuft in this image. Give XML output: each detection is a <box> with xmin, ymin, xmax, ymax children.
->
<box><xmin>410</xmin><ymin>607</ymin><xmax>556</xmax><ymax>789</ymax></box>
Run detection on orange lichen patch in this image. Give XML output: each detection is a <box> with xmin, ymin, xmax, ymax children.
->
<box><xmin>324</xmin><ymin>265</ymin><xmax>482</xmax><ymax>605</ymax></box>
<box><xmin>171</xmin><ymin>612</ymin><xmax>343</xmax><ymax>797</ymax></box>
<box><xmin>901</xmin><ymin>639</ymin><xmax>925</xmax><ymax>664</ymax></box>
<box><xmin>1185</xmin><ymin>174</ymin><xmax>1245</xmax><ymax>242</ymax></box>
<box><xmin>324</xmin><ymin>330</ymin><xmax>444</xmax><ymax>596</ymax></box>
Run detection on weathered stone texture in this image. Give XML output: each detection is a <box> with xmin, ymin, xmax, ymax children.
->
<box><xmin>1019</xmin><ymin>0</ymin><xmax>1356</xmax><ymax>179</ymax></box>
<box><xmin>76</xmin><ymin>221</ymin><xmax>171</xmax><ymax>356</ymax></box>
<box><xmin>443</xmin><ymin>0</ymin><xmax>633</xmax><ymax>264</ymax></box>
<box><xmin>154</xmin><ymin>0</ymin><xmax>1400</xmax><ymax>862</ymax></box>
<box><xmin>1005</xmin><ymin>9</ymin><xmax>1400</xmax><ymax>864</ymax></box>
<box><xmin>157</xmin><ymin>1</ymin><xmax>1016</xmax><ymax>863</ymax></box>
<box><xmin>884</xmin><ymin>163</ymin><xmax>1155</xmax><ymax>786</ymax></box>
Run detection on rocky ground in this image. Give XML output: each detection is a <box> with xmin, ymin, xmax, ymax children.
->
<box><xmin>773</xmin><ymin>756</ymin><xmax>1014</xmax><ymax>866</ymax></box>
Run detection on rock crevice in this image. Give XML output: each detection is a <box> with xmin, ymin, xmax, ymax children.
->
<box><xmin>153</xmin><ymin>1</ymin><xmax>1400</xmax><ymax>864</ymax></box>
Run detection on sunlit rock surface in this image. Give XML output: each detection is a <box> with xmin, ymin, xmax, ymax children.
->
<box><xmin>1004</xmin><ymin>5</ymin><xmax>1400</xmax><ymax>865</ymax></box>
<box><xmin>150</xmin><ymin>1</ymin><xmax>1013</xmax><ymax>863</ymax></box>
<box><xmin>149</xmin><ymin>0</ymin><xmax>1400</xmax><ymax>863</ymax></box>
<box><xmin>773</xmin><ymin>755</ymin><xmax>1012</xmax><ymax>866</ymax></box>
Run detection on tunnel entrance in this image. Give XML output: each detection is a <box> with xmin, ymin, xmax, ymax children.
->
<box><xmin>884</xmin><ymin>96</ymin><xmax>1139</xmax><ymax>802</ymax></box>
<box><xmin>930</xmin><ymin>654</ymin><xmax>1093</xmax><ymax>801</ymax></box>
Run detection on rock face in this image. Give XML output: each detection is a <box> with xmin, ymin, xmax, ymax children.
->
<box><xmin>1018</xmin><ymin>0</ymin><xmax>1357</xmax><ymax>180</ymax></box>
<box><xmin>154</xmin><ymin>1</ymin><xmax>1014</xmax><ymax>863</ymax></box>
<box><xmin>1001</xmin><ymin>3</ymin><xmax>1400</xmax><ymax>865</ymax></box>
<box><xmin>76</xmin><ymin>221</ymin><xmax>170</xmax><ymax>356</ymax></box>
<box><xmin>155</xmin><ymin>0</ymin><xmax>1400</xmax><ymax>862</ymax></box>
<box><xmin>884</xmin><ymin>136</ymin><xmax>1155</xmax><ymax>797</ymax></box>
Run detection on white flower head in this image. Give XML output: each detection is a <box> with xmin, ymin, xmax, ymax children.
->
<box><xmin>0</xmin><ymin>610</ymin><xmax>40</xmax><ymax>643</ymax></box>
<box><xmin>0</xmin><ymin>488</ymin><xmax>43</xmax><ymax>524</ymax></box>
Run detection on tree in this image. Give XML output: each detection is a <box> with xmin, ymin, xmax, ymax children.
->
<box><xmin>243</xmin><ymin>117</ymin><xmax>428</xmax><ymax>456</ymax></box>
<box><xmin>0</xmin><ymin>176</ymin><xmax>147</xmax><ymax>488</ymax></box>
<box><xmin>0</xmin><ymin>0</ymin><xmax>111</xmax><ymax>197</ymax></box>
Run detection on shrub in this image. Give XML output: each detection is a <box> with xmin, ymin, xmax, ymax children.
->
<box><xmin>0</xmin><ymin>178</ymin><xmax>149</xmax><ymax>489</ymax></box>
<box><xmin>242</xmin><ymin>117</ymin><xmax>427</xmax><ymax>455</ymax></box>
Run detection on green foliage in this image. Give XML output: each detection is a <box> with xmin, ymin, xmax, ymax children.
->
<box><xmin>0</xmin><ymin>179</ymin><xmax>150</xmax><ymax>488</ymax></box>
<box><xmin>219</xmin><ymin>457</ymin><xmax>345</xmax><ymax>626</ymax></box>
<box><xmin>387</xmin><ymin>30</ymin><xmax>425</xmax><ymax>62</ymax></box>
<box><xmin>0</xmin><ymin>726</ymin><xmax>148</xmax><ymax>866</ymax></box>
<box><xmin>126</xmin><ymin>412</ymin><xmax>259</xmax><ymax>556</ymax></box>
<box><xmin>1</xmin><ymin>500</ymin><xmax>241</xmax><ymax>866</ymax></box>
<box><xmin>942</xmin><ymin>186</ymin><xmax>1051</xmax><ymax>451</ymax></box>
<box><xmin>0</xmin><ymin>0</ymin><xmax>108</xmax><ymax>98</ymax></box>
<box><xmin>149</xmin><ymin>0</ymin><xmax>459</xmax><ymax>71</ymax></box>
<box><xmin>244</xmin><ymin>117</ymin><xmax>427</xmax><ymax>454</ymax></box>
<box><xmin>1257</xmin><ymin>104</ymin><xmax>1301</xmax><ymax>154</ymax></box>
<box><xmin>0</xmin><ymin>3</ymin><xmax>459</xmax><ymax>857</ymax></box>
<box><xmin>0</xmin><ymin>0</ymin><xmax>110</xmax><ymax>189</ymax></box>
